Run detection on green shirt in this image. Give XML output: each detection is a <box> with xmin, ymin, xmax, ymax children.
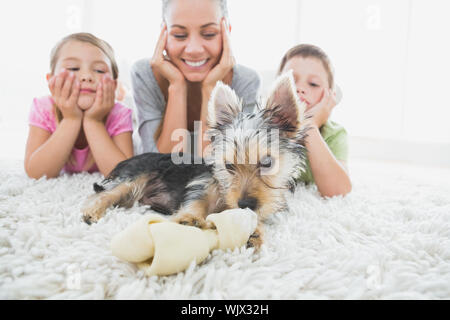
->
<box><xmin>296</xmin><ymin>120</ymin><xmax>348</xmax><ymax>184</ymax></box>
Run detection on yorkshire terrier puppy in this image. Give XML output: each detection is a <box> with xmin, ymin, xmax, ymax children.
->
<box><xmin>82</xmin><ymin>72</ymin><xmax>309</xmax><ymax>249</ymax></box>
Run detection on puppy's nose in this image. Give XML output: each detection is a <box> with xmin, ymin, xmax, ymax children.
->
<box><xmin>238</xmin><ymin>197</ymin><xmax>258</xmax><ymax>210</ymax></box>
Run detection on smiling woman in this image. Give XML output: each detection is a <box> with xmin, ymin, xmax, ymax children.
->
<box><xmin>130</xmin><ymin>0</ymin><xmax>261</xmax><ymax>156</ymax></box>
<box><xmin>163</xmin><ymin>0</ymin><xmax>225</xmax><ymax>82</ymax></box>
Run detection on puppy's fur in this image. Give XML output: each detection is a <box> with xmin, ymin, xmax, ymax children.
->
<box><xmin>82</xmin><ymin>72</ymin><xmax>309</xmax><ymax>249</ymax></box>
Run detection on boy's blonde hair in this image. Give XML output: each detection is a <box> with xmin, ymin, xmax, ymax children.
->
<box><xmin>278</xmin><ymin>44</ymin><xmax>334</xmax><ymax>89</ymax></box>
<box><xmin>49</xmin><ymin>32</ymin><xmax>119</xmax><ymax>171</ymax></box>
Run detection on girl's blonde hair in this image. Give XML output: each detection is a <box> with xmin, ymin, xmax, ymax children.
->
<box><xmin>49</xmin><ymin>32</ymin><xmax>119</xmax><ymax>171</ymax></box>
<box><xmin>278</xmin><ymin>44</ymin><xmax>334</xmax><ymax>89</ymax></box>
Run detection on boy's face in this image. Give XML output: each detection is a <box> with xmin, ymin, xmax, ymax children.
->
<box><xmin>282</xmin><ymin>56</ymin><xmax>330</xmax><ymax>110</ymax></box>
<box><xmin>49</xmin><ymin>40</ymin><xmax>115</xmax><ymax>110</ymax></box>
<box><xmin>165</xmin><ymin>0</ymin><xmax>223</xmax><ymax>82</ymax></box>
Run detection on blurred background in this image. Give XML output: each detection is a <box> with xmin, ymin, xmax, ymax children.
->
<box><xmin>1</xmin><ymin>0</ymin><xmax>449</xmax><ymax>167</ymax></box>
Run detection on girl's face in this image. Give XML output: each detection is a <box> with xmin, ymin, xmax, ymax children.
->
<box><xmin>49</xmin><ymin>40</ymin><xmax>115</xmax><ymax>110</ymax></box>
<box><xmin>165</xmin><ymin>0</ymin><xmax>223</xmax><ymax>82</ymax></box>
<box><xmin>282</xmin><ymin>56</ymin><xmax>330</xmax><ymax>110</ymax></box>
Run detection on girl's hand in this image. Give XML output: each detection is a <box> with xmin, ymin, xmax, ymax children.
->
<box><xmin>84</xmin><ymin>75</ymin><xmax>116</xmax><ymax>122</ymax></box>
<box><xmin>202</xmin><ymin>19</ymin><xmax>235</xmax><ymax>94</ymax></box>
<box><xmin>150</xmin><ymin>23</ymin><xmax>185</xmax><ymax>85</ymax></box>
<box><xmin>305</xmin><ymin>88</ymin><xmax>337</xmax><ymax>129</ymax></box>
<box><xmin>48</xmin><ymin>70</ymin><xmax>82</xmax><ymax>120</ymax></box>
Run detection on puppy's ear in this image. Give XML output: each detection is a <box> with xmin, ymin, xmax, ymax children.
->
<box><xmin>264</xmin><ymin>71</ymin><xmax>306</xmax><ymax>135</ymax></box>
<box><xmin>208</xmin><ymin>81</ymin><xmax>242</xmax><ymax>128</ymax></box>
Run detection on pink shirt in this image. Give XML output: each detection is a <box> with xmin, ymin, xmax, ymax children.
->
<box><xmin>28</xmin><ymin>96</ymin><xmax>133</xmax><ymax>174</ymax></box>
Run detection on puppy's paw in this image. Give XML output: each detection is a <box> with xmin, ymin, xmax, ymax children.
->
<box><xmin>246</xmin><ymin>230</ymin><xmax>263</xmax><ymax>250</ymax></box>
<box><xmin>173</xmin><ymin>214</ymin><xmax>215</xmax><ymax>230</ymax></box>
<box><xmin>81</xmin><ymin>206</ymin><xmax>106</xmax><ymax>225</ymax></box>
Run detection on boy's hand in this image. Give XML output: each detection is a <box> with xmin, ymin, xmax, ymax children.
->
<box><xmin>151</xmin><ymin>23</ymin><xmax>185</xmax><ymax>86</ymax></box>
<box><xmin>48</xmin><ymin>70</ymin><xmax>82</xmax><ymax>120</ymax></box>
<box><xmin>202</xmin><ymin>18</ymin><xmax>235</xmax><ymax>94</ymax></box>
<box><xmin>305</xmin><ymin>88</ymin><xmax>337</xmax><ymax>129</ymax></box>
<box><xmin>84</xmin><ymin>75</ymin><xmax>116</xmax><ymax>122</ymax></box>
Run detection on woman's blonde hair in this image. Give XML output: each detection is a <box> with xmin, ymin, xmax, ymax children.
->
<box><xmin>162</xmin><ymin>0</ymin><xmax>229</xmax><ymax>22</ymax></box>
<box><xmin>49</xmin><ymin>32</ymin><xmax>119</xmax><ymax>171</ymax></box>
<box><xmin>278</xmin><ymin>44</ymin><xmax>334</xmax><ymax>89</ymax></box>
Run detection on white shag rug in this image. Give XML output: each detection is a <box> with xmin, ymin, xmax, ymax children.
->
<box><xmin>0</xmin><ymin>158</ymin><xmax>449</xmax><ymax>300</ymax></box>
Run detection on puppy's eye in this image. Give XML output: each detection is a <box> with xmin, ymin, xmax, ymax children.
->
<box><xmin>225</xmin><ymin>163</ymin><xmax>236</xmax><ymax>172</ymax></box>
<box><xmin>259</xmin><ymin>156</ymin><xmax>273</xmax><ymax>168</ymax></box>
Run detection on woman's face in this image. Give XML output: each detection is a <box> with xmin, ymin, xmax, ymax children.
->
<box><xmin>51</xmin><ymin>40</ymin><xmax>114</xmax><ymax>110</ymax></box>
<box><xmin>282</xmin><ymin>56</ymin><xmax>330</xmax><ymax>110</ymax></box>
<box><xmin>165</xmin><ymin>0</ymin><xmax>223</xmax><ymax>82</ymax></box>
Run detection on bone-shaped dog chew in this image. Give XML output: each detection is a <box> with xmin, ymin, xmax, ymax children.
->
<box><xmin>111</xmin><ymin>208</ymin><xmax>258</xmax><ymax>277</ymax></box>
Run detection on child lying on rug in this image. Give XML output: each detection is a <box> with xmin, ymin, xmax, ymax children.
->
<box><xmin>24</xmin><ymin>33</ymin><xmax>134</xmax><ymax>179</ymax></box>
<box><xmin>278</xmin><ymin>44</ymin><xmax>352</xmax><ymax>197</ymax></box>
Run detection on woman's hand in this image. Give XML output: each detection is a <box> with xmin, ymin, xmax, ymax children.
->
<box><xmin>48</xmin><ymin>69</ymin><xmax>82</xmax><ymax>120</ymax></box>
<box><xmin>305</xmin><ymin>88</ymin><xmax>337</xmax><ymax>129</ymax></box>
<box><xmin>150</xmin><ymin>23</ymin><xmax>185</xmax><ymax>86</ymax></box>
<box><xmin>84</xmin><ymin>75</ymin><xmax>116</xmax><ymax>122</ymax></box>
<box><xmin>202</xmin><ymin>19</ymin><xmax>235</xmax><ymax>94</ymax></box>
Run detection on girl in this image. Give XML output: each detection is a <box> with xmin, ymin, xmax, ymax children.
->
<box><xmin>131</xmin><ymin>0</ymin><xmax>261</xmax><ymax>156</ymax></box>
<box><xmin>278</xmin><ymin>44</ymin><xmax>352</xmax><ymax>197</ymax></box>
<box><xmin>25</xmin><ymin>33</ymin><xmax>134</xmax><ymax>179</ymax></box>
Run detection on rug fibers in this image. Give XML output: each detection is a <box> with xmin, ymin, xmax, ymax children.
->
<box><xmin>0</xmin><ymin>158</ymin><xmax>449</xmax><ymax>299</ymax></box>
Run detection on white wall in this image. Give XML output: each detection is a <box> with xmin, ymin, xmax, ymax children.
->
<box><xmin>298</xmin><ymin>0</ymin><xmax>410</xmax><ymax>141</ymax></box>
<box><xmin>403</xmin><ymin>0</ymin><xmax>450</xmax><ymax>143</ymax></box>
<box><xmin>1</xmin><ymin>0</ymin><xmax>449</xmax><ymax>164</ymax></box>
